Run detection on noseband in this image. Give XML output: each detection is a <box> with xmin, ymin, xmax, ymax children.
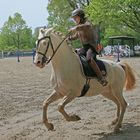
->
<box><xmin>36</xmin><ymin>34</ymin><xmax>68</xmax><ymax>64</ymax></box>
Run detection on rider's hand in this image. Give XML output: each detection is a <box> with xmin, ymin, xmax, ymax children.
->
<box><xmin>69</xmin><ymin>27</ymin><xmax>77</xmax><ymax>33</ymax></box>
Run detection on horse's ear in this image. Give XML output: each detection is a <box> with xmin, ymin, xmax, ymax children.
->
<box><xmin>45</xmin><ymin>28</ymin><xmax>53</xmax><ymax>34</ymax></box>
<box><xmin>38</xmin><ymin>28</ymin><xmax>53</xmax><ymax>39</ymax></box>
<box><xmin>40</xmin><ymin>28</ymin><xmax>45</xmax><ymax>34</ymax></box>
<box><xmin>38</xmin><ymin>28</ymin><xmax>45</xmax><ymax>39</ymax></box>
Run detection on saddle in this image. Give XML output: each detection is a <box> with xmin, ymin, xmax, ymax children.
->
<box><xmin>79</xmin><ymin>55</ymin><xmax>107</xmax><ymax>78</ymax></box>
<box><xmin>77</xmin><ymin>55</ymin><xmax>107</xmax><ymax>97</ymax></box>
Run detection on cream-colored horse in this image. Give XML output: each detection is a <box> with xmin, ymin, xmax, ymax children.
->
<box><xmin>34</xmin><ymin>28</ymin><xmax>136</xmax><ymax>133</ymax></box>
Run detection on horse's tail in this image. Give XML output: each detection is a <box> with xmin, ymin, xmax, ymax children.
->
<box><xmin>119</xmin><ymin>62</ymin><xmax>136</xmax><ymax>91</ymax></box>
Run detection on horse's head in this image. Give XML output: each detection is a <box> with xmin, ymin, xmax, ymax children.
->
<box><xmin>34</xmin><ymin>28</ymin><xmax>54</xmax><ymax>68</ymax></box>
<box><xmin>34</xmin><ymin>28</ymin><xmax>72</xmax><ymax>68</ymax></box>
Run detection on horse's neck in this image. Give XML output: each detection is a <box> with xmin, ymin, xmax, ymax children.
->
<box><xmin>50</xmin><ymin>34</ymin><xmax>81</xmax><ymax>75</ymax></box>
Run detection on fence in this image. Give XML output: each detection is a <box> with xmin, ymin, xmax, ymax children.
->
<box><xmin>0</xmin><ymin>50</ymin><xmax>35</xmax><ymax>59</ymax></box>
<box><xmin>103</xmin><ymin>45</ymin><xmax>135</xmax><ymax>57</ymax></box>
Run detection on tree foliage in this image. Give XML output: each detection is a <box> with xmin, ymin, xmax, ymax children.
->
<box><xmin>47</xmin><ymin>0</ymin><xmax>92</xmax><ymax>33</ymax></box>
<box><xmin>47</xmin><ymin>0</ymin><xmax>72</xmax><ymax>33</ymax></box>
<box><xmin>86</xmin><ymin>0</ymin><xmax>140</xmax><ymax>31</ymax></box>
<box><xmin>0</xmin><ymin>13</ymin><xmax>33</xmax><ymax>51</ymax></box>
<box><xmin>86</xmin><ymin>0</ymin><xmax>140</xmax><ymax>44</ymax></box>
<box><xmin>47</xmin><ymin>0</ymin><xmax>140</xmax><ymax>46</ymax></box>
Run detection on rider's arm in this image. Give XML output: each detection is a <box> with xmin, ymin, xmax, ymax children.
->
<box><xmin>68</xmin><ymin>32</ymin><xmax>78</xmax><ymax>40</ymax></box>
<box><xmin>76</xmin><ymin>22</ymin><xmax>90</xmax><ymax>31</ymax></box>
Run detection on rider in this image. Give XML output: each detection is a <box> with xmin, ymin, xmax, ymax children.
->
<box><xmin>68</xmin><ymin>9</ymin><xmax>108</xmax><ymax>86</ymax></box>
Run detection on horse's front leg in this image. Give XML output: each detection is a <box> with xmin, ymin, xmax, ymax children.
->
<box><xmin>43</xmin><ymin>90</ymin><xmax>61</xmax><ymax>130</ymax></box>
<box><xmin>58</xmin><ymin>95</ymin><xmax>81</xmax><ymax>121</ymax></box>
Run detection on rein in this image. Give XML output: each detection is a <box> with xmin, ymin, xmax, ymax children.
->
<box><xmin>36</xmin><ymin>33</ymin><xmax>69</xmax><ymax>64</ymax></box>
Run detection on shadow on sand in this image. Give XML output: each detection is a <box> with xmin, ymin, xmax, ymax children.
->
<box><xmin>93</xmin><ymin>123</ymin><xmax>140</xmax><ymax>140</ymax></box>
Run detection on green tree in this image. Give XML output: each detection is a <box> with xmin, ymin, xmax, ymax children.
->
<box><xmin>66</xmin><ymin>0</ymin><xmax>91</xmax><ymax>9</ymax></box>
<box><xmin>86</xmin><ymin>0</ymin><xmax>140</xmax><ymax>45</ymax></box>
<box><xmin>47</xmin><ymin>0</ymin><xmax>73</xmax><ymax>33</ymax></box>
<box><xmin>47</xmin><ymin>0</ymin><xmax>140</xmax><ymax>47</ymax></box>
<box><xmin>47</xmin><ymin>0</ymin><xmax>92</xmax><ymax>33</ymax></box>
<box><xmin>0</xmin><ymin>12</ymin><xmax>33</xmax><ymax>51</ymax></box>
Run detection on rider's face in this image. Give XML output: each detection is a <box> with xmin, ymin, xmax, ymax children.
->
<box><xmin>73</xmin><ymin>15</ymin><xmax>80</xmax><ymax>25</ymax></box>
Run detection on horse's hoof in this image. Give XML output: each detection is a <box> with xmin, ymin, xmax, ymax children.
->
<box><xmin>69</xmin><ymin>114</ymin><xmax>81</xmax><ymax>121</ymax></box>
<box><xmin>111</xmin><ymin>118</ymin><xmax>118</xmax><ymax>125</ymax></box>
<box><xmin>114</xmin><ymin>127</ymin><xmax>121</xmax><ymax>133</ymax></box>
<box><xmin>48</xmin><ymin>123</ymin><xmax>54</xmax><ymax>131</ymax></box>
<box><xmin>44</xmin><ymin>122</ymin><xmax>54</xmax><ymax>131</ymax></box>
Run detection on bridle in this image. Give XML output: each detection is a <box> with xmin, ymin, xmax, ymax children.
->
<box><xmin>36</xmin><ymin>33</ymin><xmax>69</xmax><ymax>65</ymax></box>
<box><xmin>36</xmin><ymin>36</ymin><xmax>54</xmax><ymax>64</ymax></box>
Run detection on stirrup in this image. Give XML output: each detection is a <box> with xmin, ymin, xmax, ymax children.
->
<box><xmin>99</xmin><ymin>77</ymin><xmax>108</xmax><ymax>86</ymax></box>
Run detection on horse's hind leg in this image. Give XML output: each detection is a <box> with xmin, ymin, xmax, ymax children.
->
<box><xmin>58</xmin><ymin>95</ymin><xmax>81</xmax><ymax>121</ymax></box>
<box><xmin>43</xmin><ymin>90</ymin><xmax>61</xmax><ymax>130</ymax></box>
<box><xmin>113</xmin><ymin>92</ymin><xmax>127</xmax><ymax>133</ymax></box>
<box><xmin>101</xmin><ymin>89</ymin><xmax>120</xmax><ymax>125</ymax></box>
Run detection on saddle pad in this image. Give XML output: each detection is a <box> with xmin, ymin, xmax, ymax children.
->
<box><xmin>79</xmin><ymin>55</ymin><xmax>107</xmax><ymax>78</ymax></box>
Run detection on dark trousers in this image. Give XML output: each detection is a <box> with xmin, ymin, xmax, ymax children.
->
<box><xmin>77</xmin><ymin>44</ymin><xmax>97</xmax><ymax>61</ymax></box>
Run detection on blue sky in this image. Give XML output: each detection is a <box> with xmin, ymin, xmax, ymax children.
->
<box><xmin>0</xmin><ymin>0</ymin><xmax>49</xmax><ymax>30</ymax></box>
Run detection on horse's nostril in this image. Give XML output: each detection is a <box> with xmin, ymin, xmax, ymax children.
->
<box><xmin>37</xmin><ymin>61</ymin><xmax>41</xmax><ymax>64</ymax></box>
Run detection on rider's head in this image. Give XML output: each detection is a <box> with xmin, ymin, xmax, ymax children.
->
<box><xmin>71</xmin><ymin>9</ymin><xmax>86</xmax><ymax>24</ymax></box>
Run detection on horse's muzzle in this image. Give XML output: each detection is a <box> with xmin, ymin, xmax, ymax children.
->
<box><xmin>34</xmin><ymin>61</ymin><xmax>45</xmax><ymax>68</ymax></box>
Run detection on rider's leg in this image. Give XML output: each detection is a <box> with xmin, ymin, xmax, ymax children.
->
<box><xmin>86</xmin><ymin>49</ymin><xmax>108</xmax><ymax>86</ymax></box>
<box><xmin>90</xmin><ymin>58</ymin><xmax>102</xmax><ymax>79</ymax></box>
<box><xmin>77</xmin><ymin>47</ymin><xmax>86</xmax><ymax>55</ymax></box>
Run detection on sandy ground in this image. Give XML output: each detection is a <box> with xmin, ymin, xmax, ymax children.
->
<box><xmin>0</xmin><ymin>56</ymin><xmax>140</xmax><ymax>140</ymax></box>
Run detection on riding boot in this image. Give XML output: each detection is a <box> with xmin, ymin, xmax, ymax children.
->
<box><xmin>89</xmin><ymin>59</ymin><xmax>108</xmax><ymax>86</ymax></box>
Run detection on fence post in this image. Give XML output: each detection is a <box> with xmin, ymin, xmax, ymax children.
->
<box><xmin>116</xmin><ymin>43</ymin><xmax>120</xmax><ymax>62</ymax></box>
<box><xmin>2</xmin><ymin>51</ymin><xmax>4</xmax><ymax>59</ymax></box>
